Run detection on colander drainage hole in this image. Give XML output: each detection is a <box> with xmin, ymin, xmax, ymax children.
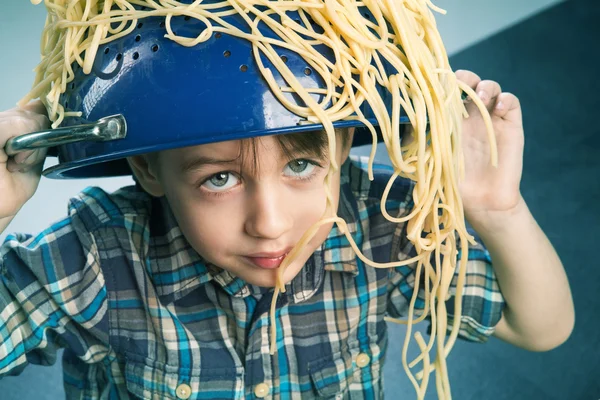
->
<box><xmin>224</xmin><ymin>50</ymin><xmax>231</xmax><ymax>58</ymax></box>
<box><xmin>240</xmin><ymin>64</ymin><xmax>248</xmax><ymax>72</ymax></box>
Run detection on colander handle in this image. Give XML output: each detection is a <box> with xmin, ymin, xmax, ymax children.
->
<box><xmin>4</xmin><ymin>114</ymin><xmax>127</xmax><ymax>157</ymax></box>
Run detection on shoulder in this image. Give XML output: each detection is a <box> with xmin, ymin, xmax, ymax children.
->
<box><xmin>343</xmin><ymin>155</ymin><xmax>414</xmax><ymax>206</ymax></box>
<box><xmin>67</xmin><ymin>184</ymin><xmax>152</xmax><ymax>231</ymax></box>
<box><xmin>1</xmin><ymin>185</ymin><xmax>153</xmax><ymax>297</ymax></box>
<box><xmin>337</xmin><ymin>156</ymin><xmax>415</xmax><ymax>265</ymax></box>
<box><xmin>1</xmin><ymin>184</ymin><xmax>152</xmax><ymax>279</ymax></box>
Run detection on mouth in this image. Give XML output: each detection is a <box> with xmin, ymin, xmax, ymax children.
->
<box><xmin>245</xmin><ymin>248</ymin><xmax>292</xmax><ymax>270</ymax></box>
<box><xmin>245</xmin><ymin>254</ymin><xmax>287</xmax><ymax>270</ymax></box>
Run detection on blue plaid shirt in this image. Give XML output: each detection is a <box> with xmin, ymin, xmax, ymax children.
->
<box><xmin>0</xmin><ymin>156</ymin><xmax>504</xmax><ymax>399</ymax></box>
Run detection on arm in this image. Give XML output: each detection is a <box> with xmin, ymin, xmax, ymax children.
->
<box><xmin>457</xmin><ymin>70</ymin><xmax>574</xmax><ymax>351</ymax></box>
<box><xmin>0</xmin><ymin>220</ymin><xmax>110</xmax><ymax>376</ymax></box>
<box><xmin>470</xmin><ymin>199</ymin><xmax>574</xmax><ymax>351</ymax></box>
<box><xmin>0</xmin><ymin>103</ymin><xmax>110</xmax><ymax>375</ymax></box>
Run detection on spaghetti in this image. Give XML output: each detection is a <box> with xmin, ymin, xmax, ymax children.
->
<box><xmin>20</xmin><ymin>0</ymin><xmax>497</xmax><ymax>398</ymax></box>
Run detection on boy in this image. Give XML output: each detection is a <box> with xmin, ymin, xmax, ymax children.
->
<box><xmin>0</xmin><ymin>69</ymin><xmax>574</xmax><ymax>399</ymax></box>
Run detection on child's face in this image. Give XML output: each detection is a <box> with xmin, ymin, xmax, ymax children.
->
<box><xmin>131</xmin><ymin>131</ymin><xmax>352</xmax><ymax>287</ymax></box>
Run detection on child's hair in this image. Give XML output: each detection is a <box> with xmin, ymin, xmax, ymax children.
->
<box><xmin>238</xmin><ymin>128</ymin><xmax>352</xmax><ymax>173</ymax></box>
<box><xmin>146</xmin><ymin>128</ymin><xmax>351</xmax><ymax>175</ymax></box>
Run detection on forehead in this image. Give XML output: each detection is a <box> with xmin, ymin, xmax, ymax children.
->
<box><xmin>161</xmin><ymin>135</ymin><xmax>278</xmax><ymax>162</ymax></box>
<box><xmin>154</xmin><ymin>128</ymin><xmax>348</xmax><ymax>172</ymax></box>
<box><xmin>154</xmin><ymin>135</ymin><xmax>298</xmax><ymax>175</ymax></box>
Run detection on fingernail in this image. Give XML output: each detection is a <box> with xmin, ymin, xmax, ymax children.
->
<box><xmin>496</xmin><ymin>101</ymin><xmax>505</xmax><ymax>110</ymax></box>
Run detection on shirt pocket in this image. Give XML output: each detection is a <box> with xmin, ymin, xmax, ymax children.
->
<box><xmin>308</xmin><ymin>349</ymin><xmax>355</xmax><ymax>398</ymax></box>
<box><xmin>125</xmin><ymin>359</ymin><xmax>243</xmax><ymax>400</ymax></box>
<box><xmin>308</xmin><ymin>344</ymin><xmax>384</xmax><ymax>399</ymax></box>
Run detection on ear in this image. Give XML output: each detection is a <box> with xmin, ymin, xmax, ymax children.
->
<box><xmin>127</xmin><ymin>155</ymin><xmax>165</xmax><ymax>197</ymax></box>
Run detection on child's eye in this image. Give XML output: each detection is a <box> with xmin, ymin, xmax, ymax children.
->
<box><xmin>201</xmin><ymin>172</ymin><xmax>239</xmax><ymax>192</ymax></box>
<box><xmin>284</xmin><ymin>159</ymin><xmax>318</xmax><ymax>178</ymax></box>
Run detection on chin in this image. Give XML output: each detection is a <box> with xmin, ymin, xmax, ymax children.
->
<box><xmin>243</xmin><ymin>270</ymin><xmax>291</xmax><ymax>288</ymax></box>
<box><xmin>242</xmin><ymin>272</ymin><xmax>278</xmax><ymax>288</ymax></box>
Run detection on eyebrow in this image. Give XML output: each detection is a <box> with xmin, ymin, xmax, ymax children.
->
<box><xmin>179</xmin><ymin>155</ymin><xmax>241</xmax><ymax>173</ymax></box>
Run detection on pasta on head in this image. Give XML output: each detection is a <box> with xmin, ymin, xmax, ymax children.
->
<box><xmin>22</xmin><ymin>0</ymin><xmax>497</xmax><ymax>398</ymax></box>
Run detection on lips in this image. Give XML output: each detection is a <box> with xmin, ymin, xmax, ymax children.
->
<box><xmin>245</xmin><ymin>254</ymin><xmax>287</xmax><ymax>269</ymax></box>
<box><xmin>245</xmin><ymin>248</ymin><xmax>292</xmax><ymax>270</ymax></box>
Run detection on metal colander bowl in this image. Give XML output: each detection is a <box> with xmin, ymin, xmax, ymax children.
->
<box><xmin>21</xmin><ymin>3</ymin><xmax>407</xmax><ymax>178</ymax></box>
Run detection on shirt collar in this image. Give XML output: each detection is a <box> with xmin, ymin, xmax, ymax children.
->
<box><xmin>146</xmin><ymin>158</ymin><xmax>361</xmax><ymax>305</ymax></box>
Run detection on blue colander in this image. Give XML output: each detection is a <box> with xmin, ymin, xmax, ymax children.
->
<box><xmin>8</xmin><ymin>3</ymin><xmax>408</xmax><ymax>178</ymax></box>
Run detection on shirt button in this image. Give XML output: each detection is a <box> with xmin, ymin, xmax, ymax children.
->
<box><xmin>176</xmin><ymin>383</ymin><xmax>192</xmax><ymax>399</ymax></box>
<box><xmin>254</xmin><ymin>382</ymin><xmax>270</xmax><ymax>398</ymax></box>
<box><xmin>356</xmin><ymin>352</ymin><xmax>371</xmax><ymax>368</ymax></box>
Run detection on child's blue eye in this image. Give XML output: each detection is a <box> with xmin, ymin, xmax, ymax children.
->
<box><xmin>202</xmin><ymin>172</ymin><xmax>239</xmax><ymax>191</ymax></box>
<box><xmin>284</xmin><ymin>159</ymin><xmax>317</xmax><ymax>177</ymax></box>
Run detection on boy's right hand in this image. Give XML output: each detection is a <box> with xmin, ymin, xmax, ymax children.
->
<box><xmin>0</xmin><ymin>100</ymin><xmax>49</xmax><ymax>220</ymax></box>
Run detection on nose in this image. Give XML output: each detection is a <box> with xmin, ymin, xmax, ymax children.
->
<box><xmin>244</xmin><ymin>183</ymin><xmax>294</xmax><ymax>240</ymax></box>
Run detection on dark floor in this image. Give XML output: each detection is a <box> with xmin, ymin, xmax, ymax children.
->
<box><xmin>1</xmin><ymin>0</ymin><xmax>598</xmax><ymax>398</ymax></box>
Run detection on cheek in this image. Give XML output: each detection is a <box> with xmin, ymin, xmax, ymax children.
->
<box><xmin>288</xmin><ymin>179</ymin><xmax>333</xmax><ymax>226</ymax></box>
<box><xmin>165</xmin><ymin>189</ymin><xmax>243</xmax><ymax>258</ymax></box>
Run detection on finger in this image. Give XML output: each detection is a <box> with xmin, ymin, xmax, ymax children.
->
<box><xmin>493</xmin><ymin>92</ymin><xmax>522</xmax><ymax>121</ymax></box>
<box><xmin>0</xmin><ymin>106</ymin><xmax>50</xmax><ymax>163</ymax></box>
<box><xmin>455</xmin><ymin>70</ymin><xmax>481</xmax><ymax>90</ymax></box>
<box><xmin>7</xmin><ymin>148</ymin><xmax>47</xmax><ymax>173</ymax></box>
<box><xmin>21</xmin><ymin>100</ymin><xmax>48</xmax><ymax>117</ymax></box>
<box><xmin>13</xmin><ymin>148</ymin><xmax>47</xmax><ymax>167</ymax></box>
<box><xmin>475</xmin><ymin>80</ymin><xmax>502</xmax><ymax>110</ymax></box>
<box><xmin>23</xmin><ymin>106</ymin><xmax>50</xmax><ymax>130</ymax></box>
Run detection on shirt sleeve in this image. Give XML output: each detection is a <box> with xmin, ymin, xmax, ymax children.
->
<box><xmin>0</xmin><ymin>214</ymin><xmax>110</xmax><ymax>377</ymax></box>
<box><xmin>387</xmin><ymin>219</ymin><xmax>505</xmax><ymax>343</ymax></box>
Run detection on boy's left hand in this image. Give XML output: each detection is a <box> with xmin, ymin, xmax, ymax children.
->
<box><xmin>456</xmin><ymin>70</ymin><xmax>525</xmax><ymax>225</ymax></box>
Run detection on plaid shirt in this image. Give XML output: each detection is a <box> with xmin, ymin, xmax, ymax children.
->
<box><xmin>0</xmin><ymin>156</ymin><xmax>504</xmax><ymax>399</ymax></box>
